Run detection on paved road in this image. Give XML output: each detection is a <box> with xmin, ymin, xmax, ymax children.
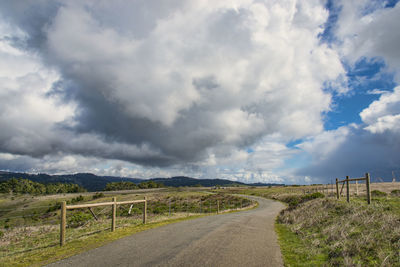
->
<box><xmin>47</xmin><ymin>196</ymin><xmax>285</xmax><ymax>267</ymax></box>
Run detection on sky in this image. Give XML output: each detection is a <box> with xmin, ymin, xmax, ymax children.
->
<box><xmin>0</xmin><ymin>0</ymin><xmax>399</xmax><ymax>184</ymax></box>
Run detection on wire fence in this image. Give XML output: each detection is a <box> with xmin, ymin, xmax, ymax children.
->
<box><xmin>0</xmin><ymin>194</ymin><xmax>254</xmax><ymax>258</ymax></box>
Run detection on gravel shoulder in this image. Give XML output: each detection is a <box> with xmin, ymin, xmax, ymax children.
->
<box><xmin>47</xmin><ymin>196</ymin><xmax>285</xmax><ymax>267</ymax></box>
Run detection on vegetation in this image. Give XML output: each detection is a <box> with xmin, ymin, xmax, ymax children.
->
<box><xmin>219</xmin><ymin>184</ymin><xmax>400</xmax><ymax>266</ymax></box>
<box><xmin>104</xmin><ymin>180</ymin><xmax>164</xmax><ymax>191</ymax></box>
<box><xmin>275</xmin><ymin>223</ymin><xmax>327</xmax><ymax>266</ymax></box>
<box><xmin>0</xmin><ymin>189</ymin><xmax>255</xmax><ymax>266</ymax></box>
<box><xmin>0</xmin><ymin>178</ymin><xmax>85</xmax><ymax>195</ymax></box>
<box><xmin>391</xmin><ymin>189</ymin><xmax>400</xmax><ymax>196</ymax></box>
<box><xmin>278</xmin><ymin>197</ymin><xmax>400</xmax><ymax>266</ymax></box>
<box><xmin>371</xmin><ymin>189</ymin><xmax>387</xmax><ymax>197</ymax></box>
<box><xmin>0</xmin><ymin>171</ymin><xmax>281</xmax><ymax>191</ymax></box>
<box><xmin>104</xmin><ymin>181</ymin><xmax>139</xmax><ymax>191</ymax></box>
<box><xmin>1</xmin><ymin>216</ymin><xmax>207</xmax><ymax>267</ymax></box>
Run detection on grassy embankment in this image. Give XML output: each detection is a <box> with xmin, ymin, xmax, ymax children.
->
<box><xmin>0</xmin><ymin>188</ymin><xmax>255</xmax><ymax>266</ymax></box>
<box><xmin>220</xmin><ymin>185</ymin><xmax>400</xmax><ymax>266</ymax></box>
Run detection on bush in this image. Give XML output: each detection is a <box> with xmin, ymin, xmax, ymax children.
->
<box><xmin>46</xmin><ymin>203</ymin><xmax>61</xmax><ymax>213</ymax></box>
<box><xmin>281</xmin><ymin>195</ymin><xmax>301</xmax><ymax>209</ymax></box>
<box><xmin>152</xmin><ymin>205</ymin><xmax>168</xmax><ymax>214</ymax></box>
<box><xmin>67</xmin><ymin>212</ymin><xmax>92</xmax><ymax>228</ymax></box>
<box><xmin>68</xmin><ymin>195</ymin><xmax>85</xmax><ymax>204</ymax></box>
<box><xmin>92</xmin><ymin>192</ymin><xmax>105</xmax><ymax>200</ymax></box>
<box><xmin>390</xmin><ymin>189</ymin><xmax>400</xmax><ymax>196</ymax></box>
<box><xmin>281</xmin><ymin>192</ymin><xmax>325</xmax><ymax>209</ymax></box>
<box><xmin>302</xmin><ymin>192</ymin><xmax>325</xmax><ymax>201</ymax></box>
<box><xmin>371</xmin><ymin>190</ymin><xmax>387</xmax><ymax>197</ymax></box>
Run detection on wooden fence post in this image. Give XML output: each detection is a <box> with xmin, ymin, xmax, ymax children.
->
<box><xmin>112</xmin><ymin>197</ymin><xmax>116</xmax><ymax>231</ymax></box>
<box><xmin>335</xmin><ymin>178</ymin><xmax>339</xmax><ymax>199</ymax></box>
<box><xmin>366</xmin><ymin>173</ymin><xmax>371</xmax><ymax>204</ymax></box>
<box><xmin>346</xmin><ymin>176</ymin><xmax>350</xmax><ymax>203</ymax></box>
<box><xmin>143</xmin><ymin>196</ymin><xmax>147</xmax><ymax>224</ymax></box>
<box><xmin>217</xmin><ymin>200</ymin><xmax>219</xmax><ymax>214</ymax></box>
<box><xmin>60</xmin><ymin>201</ymin><xmax>66</xmax><ymax>246</ymax></box>
<box><xmin>356</xmin><ymin>180</ymin><xmax>359</xmax><ymax>196</ymax></box>
<box><xmin>186</xmin><ymin>198</ymin><xmax>189</xmax><ymax>217</ymax></box>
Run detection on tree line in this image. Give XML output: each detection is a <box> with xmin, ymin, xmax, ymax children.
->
<box><xmin>104</xmin><ymin>180</ymin><xmax>164</xmax><ymax>191</ymax></box>
<box><xmin>0</xmin><ymin>178</ymin><xmax>86</xmax><ymax>195</ymax></box>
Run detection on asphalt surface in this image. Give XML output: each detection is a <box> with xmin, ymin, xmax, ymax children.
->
<box><xmin>47</xmin><ymin>196</ymin><xmax>285</xmax><ymax>267</ymax></box>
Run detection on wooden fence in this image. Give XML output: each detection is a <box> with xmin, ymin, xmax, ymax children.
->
<box><xmin>336</xmin><ymin>173</ymin><xmax>371</xmax><ymax>204</ymax></box>
<box><xmin>60</xmin><ymin>197</ymin><xmax>147</xmax><ymax>246</ymax></box>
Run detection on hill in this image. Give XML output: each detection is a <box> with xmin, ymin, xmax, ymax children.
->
<box><xmin>0</xmin><ymin>171</ymin><xmax>283</xmax><ymax>191</ymax></box>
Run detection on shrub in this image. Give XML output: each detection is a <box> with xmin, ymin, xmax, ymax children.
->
<box><xmin>281</xmin><ymin>195</ymin><xmax>301</xmax><ymax>209</ymax></box>
<box><xmin>92</xmin><ymin>192</ymin><xmax>105</xmax><ymax>200</ymax></box>
<box><xmin>67</xmin><ymin>212</ymin><xmax>92</xmax><ymax>228</ymax></box>
<box><xmin>46</xmin><ymin>203</ymin><xmax>61</xmax><ymax>213</ymax></box>
<box><xmin>68</xmin><ymin>195</ymin><xmax>85</xmax><ymax>204</ymax></box>
<box><xmin>390</xmin><ymin>189</ymin><xmax>400</xmax><ymax>196</ymax></box>
<box><xmin>302</xmin><ymin>192</ymin><xmax>325</xmax><ymax>201</ymax></box>
<box><xmin>281</xmin><ymin>192</ymin><xmax>324</xmax><ymax>209</ymax></box>
<box><xmin>152</xmin><ymin>205</ymin><xmax>168</xmax><ymax>214</ymax></box>
<box><xmin>371</xmin><ymin>190</ymin><xmax>387</xmax><ymax>197</ymax></box>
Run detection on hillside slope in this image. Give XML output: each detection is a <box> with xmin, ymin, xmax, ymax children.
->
<box><xmin>0</xmin><ymin>171</ymin><xmax>282</xmax><ymax>191</ymax></box>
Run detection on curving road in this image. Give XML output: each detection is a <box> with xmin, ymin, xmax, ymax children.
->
<box><xmin>47</xmin><ymin>196</ymin><xmax>285</xmax><ymax>267</ymax></box>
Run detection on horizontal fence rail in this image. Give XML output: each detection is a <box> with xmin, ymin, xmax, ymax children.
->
<box><xmin>60</xmin><ymin>197</ymin><xmax>147</xmax><ymax>246</ymax></box>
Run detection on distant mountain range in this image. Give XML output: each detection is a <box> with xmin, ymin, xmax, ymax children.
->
<box><xmin>0</xmin><ymin>171</ymin><xmax>283</xmax><ymax>192</ymax></box>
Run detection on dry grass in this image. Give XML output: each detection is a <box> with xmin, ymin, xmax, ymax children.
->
<box><xmin>278</xmin><ymin>197</ymin><xmax>400</xmax><ymax>266</ymax></box>
<box><xmin>218</xmin><ymin>185</ymin><xmax>400</xmax><ymax>266</ymax></box>
<box><xmin>0</xmin><ymin>189</ymin><xmax>254</xmax><ymax>264</ymax></box>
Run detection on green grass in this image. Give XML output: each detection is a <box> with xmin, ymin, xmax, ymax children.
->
<box><xmin>275</xmin><ymin>223</ymin><xmax>327</xmax><ymax>267</ymax></box>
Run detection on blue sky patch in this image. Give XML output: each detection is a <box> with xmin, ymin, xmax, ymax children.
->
<box><xmin>324</xmin><ymin>58</ymin><xmax>397</xmax><ymax>130</ymax></box>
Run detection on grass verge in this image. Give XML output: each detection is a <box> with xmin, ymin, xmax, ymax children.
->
<box><xmin>220</xmin><ymin>186</ymin><xmax>400</xmax><ymax>266</ymax></box>
<box><xmin>277</xmin><ymin>197</ymin><xmax>400</xmax><ymax>266</ymax></box>
<box><xmin>275</xmin><ymin>222</ymin><xmax>327</xmax><ymax>267</ymax></box>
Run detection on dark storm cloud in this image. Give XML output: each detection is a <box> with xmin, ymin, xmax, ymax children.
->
<box><xmin>296</xmin><ymin>126</ymin><xmax>400</xmax><ymax>182</ymax></box>
<box><xmin>0</xmin><ymin>0</ymin><xmax>345</xmax><ymax>175</ymax></box>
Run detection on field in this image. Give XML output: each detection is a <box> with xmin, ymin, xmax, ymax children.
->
<box><xmin>2</xmin><ymin>182</ymin><xmax>399</xmax><ymax>266</ymax></box>
<box><xmin>0</xmin><ymin>188</ymin><xmax>255</xmax><ymax>266</ymax></box>
<box><xmin>218</xmin><ymin>182</ymin><xmax>400</xmax><ymax>266</ymax></box>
